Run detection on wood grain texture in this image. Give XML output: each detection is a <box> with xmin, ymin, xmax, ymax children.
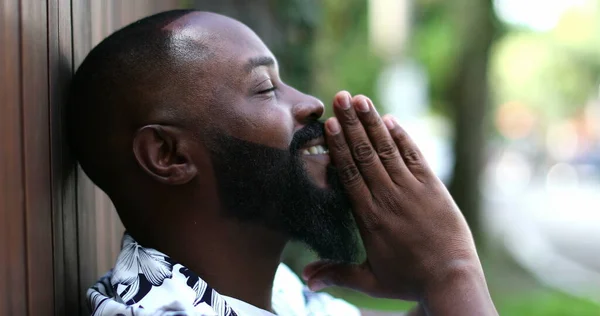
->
<box><xmin>20</xmin><ymin>0</ymin><xmax>55</xmax><ymax>314</ymax></box>
<box><xmin>48</xmin><ymin>0</ymin><xmax>80</xmax><ymax>313</ymax></box>
<box><xmin>73</xmin><ymin>1</ymin><xmax>183</xmax><ymax>313</ymax></box>
<box><xmin>1</xmin><ymin>1</ymin><xmax>185</xmax><ymax>314</ymax></box>
<box><xmin>0</xmin><ymin>0</ymin><xmax>27</xmax><ymax>314</ymax></box>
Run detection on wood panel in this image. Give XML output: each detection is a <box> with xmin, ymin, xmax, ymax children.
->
<box><xmin>48</xmin><ymin>0</ymin><xmax>79</xmax><ymax>313</ymax></box>
<box><xmin>1</xmin><ymin>1</ymin><xmax>186</xmax><ymax>315</ymax></box>
<box><xmin>0</xmin><ymin>0</ymin><xmax>28</xmax><ymax>314</ymax></box>
<box><xmin>73</xmin><ymin>1</ymin><xmax>183</xmax><ymax>313</ymax></box>
<box><xmin>20</xmin><ymin>0</ymin><xmax>55</xmax><ymax>314</ymax></box>
<box><xmin>69</xmin><ymin>3</ymin><xmax>101</xmax><ymax>312</ymax></box>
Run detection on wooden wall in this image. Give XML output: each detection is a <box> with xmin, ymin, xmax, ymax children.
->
<box><xmin>0</xmin><ymin>1</ymin><xmax>183</xmax><ymax>315</ymax></box>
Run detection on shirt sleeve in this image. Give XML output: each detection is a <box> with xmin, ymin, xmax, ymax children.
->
<box><xmin>271</xmin><ymin>263</ymin><xmax>361</xmax><ymax>316</ymax></box>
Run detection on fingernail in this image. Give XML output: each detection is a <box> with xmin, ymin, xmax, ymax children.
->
<box><xmin>327</xmin><ymin>119</ymin><xmax>341</xmax><ymax>135</ymax></box>
<box><xmin>356</xmin><ymin>99</ymin><xmax>369</xmax><ymax>112</ymax></box>
<box><xmin>340</xmin><ymin>93</ymin><xmax>351</xmax><ymax>110</ymax></box>
<box><xmin>309</xmin><ymin>280</ymin><xmax>326</xmax><ymax>292</ymax></box>
<box><xmin>384</xmin><ymin>117</ymin><xmax>395</xmax><ymax>130</ymax></box>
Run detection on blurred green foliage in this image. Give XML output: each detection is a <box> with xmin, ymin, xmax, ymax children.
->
<box><xmin>490</xmin><ymin>2</ymin><xmax>600</xmax><ymax>122</ymax></box>
<box><xmin>496</xmin><ymin>291</ymin><xmax>600</xmax><ymax>316</ymax></box>
<box><xmin>409</xmin><ymin>0</ymin><xmax>460</xmax><ymax>115</ymax></box>
<box><xmin>284</xmin><ymin>0</ymin><xmax>600</xmax><ymax>313</ymax></box>
<box><xmin>270</xmin><ymin>0</ymin><xmax>321</xmax><ymax>93</ymax></box>
<box><xmin>188</xmin><ymin>0</ymin><xmax>600</xmax><ymax>314</ymax></box>
<box><xmin>339</xmin><ymin>289</ymin><xmax>600</xmax><ymax>315</ymax></box>
<box><xmin>310</xmin><ymin>0</ymin><xmax>383</xmax><ymax>117</ymax></box>
<box><xmin>305</xmin><ymin>0</ymin><xmax>600</xmax><ymax>313</ymax></box>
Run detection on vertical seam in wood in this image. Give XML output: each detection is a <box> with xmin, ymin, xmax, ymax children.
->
<box><xmin>69</xmin><ymin>0</ymin><xmax>82</xmax><ymax>311</ymax></box>
<box><xmin>17</xmin><ymin>0</ymin><xmax>30</xmax><ymax>314</ymax></box>
<box><xmin>46</xmin><ymin>0</ymin><xmax>57</xmax><ymax>311</ymax></box>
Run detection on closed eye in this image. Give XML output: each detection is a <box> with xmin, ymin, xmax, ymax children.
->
<box><xmin>258</xmin><ymin>86</ymin><xmax>276</xmax><ymax>94</ymax></box>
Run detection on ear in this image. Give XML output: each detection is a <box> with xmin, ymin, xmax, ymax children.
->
<box><xmin>133</xmin><ymin>125</ymin><xmax>198</xmax><ymax>185</ymax></box>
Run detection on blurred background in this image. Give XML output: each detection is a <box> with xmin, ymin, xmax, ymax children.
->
<box><xmin>187</xmin><ymin>0</ymin><xmax>600</xmax><ymax>314</ymax></box>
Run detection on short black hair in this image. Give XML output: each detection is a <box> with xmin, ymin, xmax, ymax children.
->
<box><xmin>67</xmin><ymin>9</ymin><xmax>197</xmax><ymax>192</ymax></box>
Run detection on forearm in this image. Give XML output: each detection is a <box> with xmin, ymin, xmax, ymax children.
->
<box><xmin>421</xmin><ymin>262</ymin><xmax>497</xmax><ymax>316</ymax></box>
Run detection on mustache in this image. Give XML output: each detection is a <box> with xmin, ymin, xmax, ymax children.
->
<box><xmin>290</xmin><ymin>120</ymin><xmax>325</xmax><ymax>153</ymax></box>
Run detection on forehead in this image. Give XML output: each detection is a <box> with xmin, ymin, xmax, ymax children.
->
<box><xmin>164</xmin><ymin>12</ymin><xmax>275</xmax><ymax>70</ymax></box>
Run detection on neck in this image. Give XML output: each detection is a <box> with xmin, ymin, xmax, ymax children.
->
<box><xmin>136</xmin><ymin>209</ymin><xmax>288</xmax><ymax>312</ymax></box>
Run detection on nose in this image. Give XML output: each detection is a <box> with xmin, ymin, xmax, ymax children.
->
<box><xmin>292</xmin><ymin>93</ymin><xmax>325</xmax><ymax>124</ymax></box>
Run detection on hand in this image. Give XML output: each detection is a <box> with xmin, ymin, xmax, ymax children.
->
<box><xmin>302</xmin><ymin>92</ymin><xmax>494</xmax><ymax>313</ymax></box>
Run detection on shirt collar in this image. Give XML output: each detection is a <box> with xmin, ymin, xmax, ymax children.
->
<box><xmin>88</xmin><ymin>233</ymin><xmax>237</xmax><ymax>316</ymax></box>
<box><xmin>87</xmin><ymin>233</ymin><xmax>361</xmax><ymax>316</ymax></box>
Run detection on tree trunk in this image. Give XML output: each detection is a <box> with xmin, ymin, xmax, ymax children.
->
<box><xmin>447</xmin><ymin>0</ymin><xmax>497</xmax><ymax>244</ymax></box>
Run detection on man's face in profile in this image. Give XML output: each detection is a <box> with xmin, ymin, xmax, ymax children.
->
<box><xmin>172</xmin><ymin>13</ymin><xmax>360</xmax><ymax>263</ymax></box>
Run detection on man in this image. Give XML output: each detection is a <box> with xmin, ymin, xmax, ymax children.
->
<box><xmin>68</xmin><ymin>10</ymin><xmax>497</xmax><ymax>316</ymax></box>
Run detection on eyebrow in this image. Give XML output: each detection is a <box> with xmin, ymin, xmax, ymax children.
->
<box><xmin>244</xmin><ymin>56</ymin><xmax>276</xmax><ymax>73</ymax></box>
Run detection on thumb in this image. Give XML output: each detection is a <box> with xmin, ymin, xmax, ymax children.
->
<box><xmin>306</xmin><ymin>262</ymin><xmax>376</xmax><ymax>293</ymax></box>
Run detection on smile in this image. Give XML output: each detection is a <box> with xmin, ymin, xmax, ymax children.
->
<box><xmin>302</xmin><ymin>145</ymin><xmax>329</xmax><ymax>155</ymax></box>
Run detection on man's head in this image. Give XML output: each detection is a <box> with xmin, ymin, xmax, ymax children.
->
<box><xmin>68</xmin><ymin>10</ymin><xmax>359</xmax><ymax>262</ymax></box>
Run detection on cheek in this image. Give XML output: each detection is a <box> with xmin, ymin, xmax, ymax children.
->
<box><xmin>222</xmin><ymin>105</ymin><xmax>293</xmax><ymax>149</ymax></box>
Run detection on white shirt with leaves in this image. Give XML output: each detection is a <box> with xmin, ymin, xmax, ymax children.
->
<box><xmin>88</xmin><ymin>233</ymin><xmax>360</xmax><ymax>316</ymax></box>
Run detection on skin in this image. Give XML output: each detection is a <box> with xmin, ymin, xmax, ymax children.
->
<box><xmin>124</xmin><ymin>12</ymin><xmax>328</xmax><ymax>311</ymax></box>
<box><xmin>120</xmin><ymin>12</ymin><xmax>496</xmax><ymax>315</ymax></box>
<box><xmin>303</xmin><ymin>93</ymin><xmax>498</xmax><ymax>315</ymax></box>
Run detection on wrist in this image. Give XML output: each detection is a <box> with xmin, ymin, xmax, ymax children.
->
<box><xmin>421</xmin><ymin>259</ymin><xmax>496</xmax><ymax>316</ymax></box>
<box><xmin>427</xmin><ymin>258</ymin><xmax>483</xmax><ymax>288</ymax></box>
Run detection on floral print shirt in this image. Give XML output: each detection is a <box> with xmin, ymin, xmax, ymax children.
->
<box><xmin>88</xmin><ymin>233</ymin><xmax>360</xmax><ymax>316</ymax></box>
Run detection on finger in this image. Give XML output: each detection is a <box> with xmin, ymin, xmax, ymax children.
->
<box><xmin>354</xmin><ymin>97</ymin><xmax>410</xmax><ymax>181</ymax></box>
<box><xmin>326</xmin><ymin>117</ymin><xmax>371</xmax><ymax>205</ymax></box>
<box><xmin>327</xmin><ymin>117</ymin><xmax>386</xmax><ymax>232</ymax></box>
<box><xmin>384</xmin><ymin>116</ymin><xmax>433</xmax><ymax>182</ymax></box>
<box><xmin>333</xmin><ymin>92</ymin><xmax>392</xmax><ymax>188</ymax></box>
<box><xmin>302</xmin><ymin>260</ymin><xmax>337</xmax><ymax>281</ymax></box>
<box><xmin>306</xmin><ymin>262</ymin><xmax>377</xmax><ymax>294</ymax></box>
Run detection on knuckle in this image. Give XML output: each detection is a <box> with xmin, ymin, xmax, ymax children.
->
<box><xmin>376</xmin><ymin>141</ymin><xmax>398</xmax><ymax>161</ymax></box>
<box><xmin>339</xmin><ymin>164</ymin><xmax>362</xmax><ymax>186</ymax></box>
<box><xmin>361</xmin><ymin>211</ymin><xmax>384</xmax><ymax>232</ymax></box>
<box><xmin>391</xmin><ymin>127</ymin><xmax>410</xmax><ymax>145</ymax></box>
<box><xmin>403</xmin><ymin>149</ymin><xmax>422</xmax><ymax>166</ymax></box>
<box><xmin>377</xmin><ymin>190</ymin><xmax>399</xmax><ymax>207</ymax></box>
<box><xmin>352</xmin><ymin>142</ymin><xmax>376</xmax><ymax>163</ymax></box>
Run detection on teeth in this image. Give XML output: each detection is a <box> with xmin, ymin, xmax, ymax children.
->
<box><xmin>302</xmin><ymin>145</ymin><xmax>329</xmax><ymax>155</ymax></box>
